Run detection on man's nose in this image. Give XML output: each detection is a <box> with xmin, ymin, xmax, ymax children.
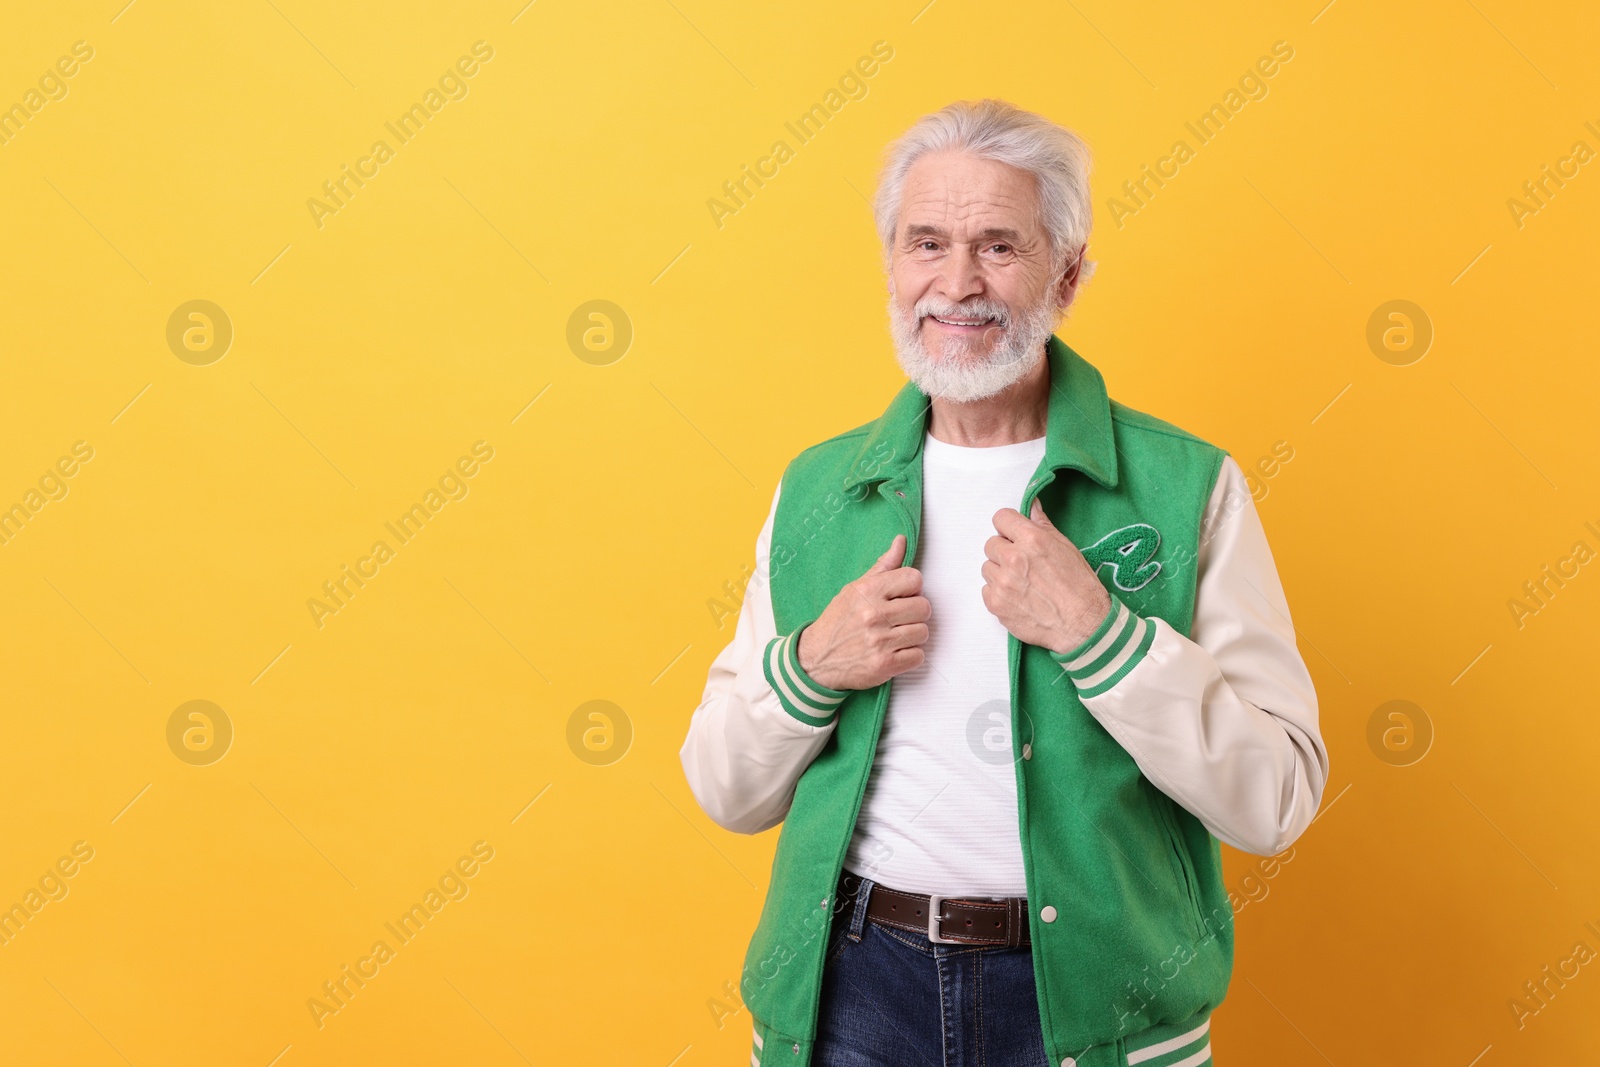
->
<box><xmin>936</xmin><ymin>245</ymin><xmax>985</xmax><ymax>302</ymax></box>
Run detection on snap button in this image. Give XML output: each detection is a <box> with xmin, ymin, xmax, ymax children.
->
<box><xmin>895</xmin><ymin>490</ymin><xmax>906</xmax><ymax>497</ymax></box>
<box><xmin>1061</xmin><ymin>1057</ymin><xmax>1077</xmax><ymax>1067</ymax></box>
<box><xmin>1022</xmin><ymin>743</ymin><xmax>1032</xmax><ymax>760</ymax></box>
<box><xmin>792</xmin><ymin>1043</ymin><xmax>800</xmax><ymax>1054</ymax></box>
<box><xmin>1040</xmin><ymin>905</ymin><xmax>1058</xmax><ymax>923</ymax></box>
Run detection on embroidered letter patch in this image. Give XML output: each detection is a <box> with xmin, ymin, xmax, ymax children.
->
<box><xmin>1081</xmin><ymin>523</ymin><xmax>1161</xmax><ymax>591</ymax></box>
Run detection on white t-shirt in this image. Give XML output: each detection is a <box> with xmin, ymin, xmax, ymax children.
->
<box><xmin>842</xmin><ymin>431</ymin><xmax>1047</xmax><ymax>896</ymax></box>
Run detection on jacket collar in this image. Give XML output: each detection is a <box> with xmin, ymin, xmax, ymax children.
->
<box><xmin>842</xmin><ymin>334</ymin><xmax>1120</xmax><ymax>492</ymax></box>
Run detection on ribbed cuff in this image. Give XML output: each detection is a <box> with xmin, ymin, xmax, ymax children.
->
<box><xmin>763</xmin><ymin>627</ymin><xmax>850</xmax><ymax>726</ymax></box>
<box><xmin>1051</xmin><ymin>592</ymin><xmax>1156</xmax><ymax>698</ymax></box>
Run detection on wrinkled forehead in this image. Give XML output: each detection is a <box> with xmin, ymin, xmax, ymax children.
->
<box><xmin>896</xmin><ymin>151</ymin><xmax>1045</xmax><ymax>244</ymax></box>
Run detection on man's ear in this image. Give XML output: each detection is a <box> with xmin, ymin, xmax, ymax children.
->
<box><xmin>1055</xmin><ymin>245</ymin><xmax>1085</xmax><ymax>309</ymax></box>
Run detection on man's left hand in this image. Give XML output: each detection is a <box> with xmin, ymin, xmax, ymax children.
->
<box><xmin>981</xmin><ymin>501</ymin><xmax>1113</xmax><ymax>655</ymax></box>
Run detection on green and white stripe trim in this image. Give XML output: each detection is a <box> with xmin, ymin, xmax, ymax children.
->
<box><xmin>763</xmin><ymin>629</ymin><xmax>849</xmax><ymax>727</ymax></box>
<box><xmin>1053</xmin><ymin>592</ymin><xmax>1156</xmax><ymax>698</ymax></box>
<box><xmin>1124</xmin><ymin>1016</ymin><xmax>1212</xmax><ymax>1066</ymax></box>
<box><xmin>755</xmin><ymin>1009</ymin><xmax>1208</xmax><ymax>1066</ymax></box>
<box><xmin>751</xmin><ymin>1018</ymin><xmax>794</xmax><ymax>1065</ymax></box>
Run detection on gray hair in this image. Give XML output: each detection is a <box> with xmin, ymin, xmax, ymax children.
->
<box><xmin>872</xmin><ymin>99</ymin><xmax>1096</xmax><ymax>286</ymax></box>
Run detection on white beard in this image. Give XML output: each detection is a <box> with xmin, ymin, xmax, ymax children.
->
<box><xmin>888</xmin><ymin>285</ymin><xmax>1062</xmax><ymax>403</ymax></box>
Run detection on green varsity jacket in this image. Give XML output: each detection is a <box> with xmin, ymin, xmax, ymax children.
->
<box><xmin>744</xmin><ymin>336</ymin><xmax>1232</xmax><ymax>1067</ymax></box>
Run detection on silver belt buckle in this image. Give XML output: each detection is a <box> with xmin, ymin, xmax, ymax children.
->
<box><xmin>926</xmin><ymin>894</ymin><xmax>960</xmax><ymax>944</ymax></box>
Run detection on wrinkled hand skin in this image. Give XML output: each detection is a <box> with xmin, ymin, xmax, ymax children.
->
<box><xmin>797</xmin><ymin>534</ymin><xmax>932</xmax><ymax>691</ymax></box>
<box><xmin>981</xmin><ymin>500</ymin><xmax>1112</xmax><ymax>656</ymax></box>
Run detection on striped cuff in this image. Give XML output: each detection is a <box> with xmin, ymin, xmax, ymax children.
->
<box><xmin>763</xmin><ymin>628</ymin><xmax>849</xmax><ymax>727</ymax></box>
<box><xmin>1052</xmin><ymin>591</ymin><xmax>1156</xmax><ymax>698</ymax></box>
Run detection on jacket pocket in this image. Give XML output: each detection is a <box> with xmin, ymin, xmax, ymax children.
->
<box><xmin>1150</xmin><ymin>787</ymin><xmax>1204</xmax><ymax>937</ymax></box>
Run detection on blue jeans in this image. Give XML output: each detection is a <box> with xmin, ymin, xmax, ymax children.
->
<box><xmin>813</xmin><ymin>871</ymin><xmax>1052</xmax><ymax>1067</ymax></box>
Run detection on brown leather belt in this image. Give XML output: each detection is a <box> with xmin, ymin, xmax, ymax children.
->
<box><xmin>838</xmin><ymin>870</ymin><xmax>1031</xmax><ymax>947</ymax></box>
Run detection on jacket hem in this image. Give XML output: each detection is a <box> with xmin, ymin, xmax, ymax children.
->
<box><xmin>1120</xmin><ymin>1006</ymin><xmax>1214</xmax><ymax>1066</ymax></box>
<box><xmin>752</xmin><ymin>1014</ymin><xmax>807</xmax><ymax>1066</ymax></box>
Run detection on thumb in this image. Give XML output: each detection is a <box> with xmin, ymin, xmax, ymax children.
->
<box><xmin>866</xmin><ymin>534</ymin><xmax>906</xmax><ymax>575</ymax></box>
<box><xmin>1030</xmin><ymin>499</ymin><xmax>1057</xmax><ymax>529</ymax></box>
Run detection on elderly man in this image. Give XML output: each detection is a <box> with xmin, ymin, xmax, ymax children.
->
<box><xmin>680</xmin><ymin>99</ymin><xmax>1327</xmax><ymax>1067</ymax></box>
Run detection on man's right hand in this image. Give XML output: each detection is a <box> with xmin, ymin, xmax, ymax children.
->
<box><xmin>796</xmin><ymin>535</ymin><xmax>931</xmax><ymax>691</ymax></box>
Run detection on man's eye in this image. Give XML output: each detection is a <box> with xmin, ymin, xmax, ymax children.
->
<box><xmin>989</xmin><ymin>244</ymin><xmax>1011</xmax><ymax>254</ymax></box>
<box><xmin>920</xmin><ymin>241</ymin><xmax>940</xmax><ymax>251</ymax></box>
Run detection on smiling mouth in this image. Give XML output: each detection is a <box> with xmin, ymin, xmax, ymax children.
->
<box><xmin>928</xmin><ymin>315</ymin><xmax>1000</xmax><ymax>328</ymax></box>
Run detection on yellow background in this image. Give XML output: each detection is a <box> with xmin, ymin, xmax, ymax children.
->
<box><xmin>2</xmin><ymin>1</ymin><xmax>1597</xmax><ymax>1064</ymax></box>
